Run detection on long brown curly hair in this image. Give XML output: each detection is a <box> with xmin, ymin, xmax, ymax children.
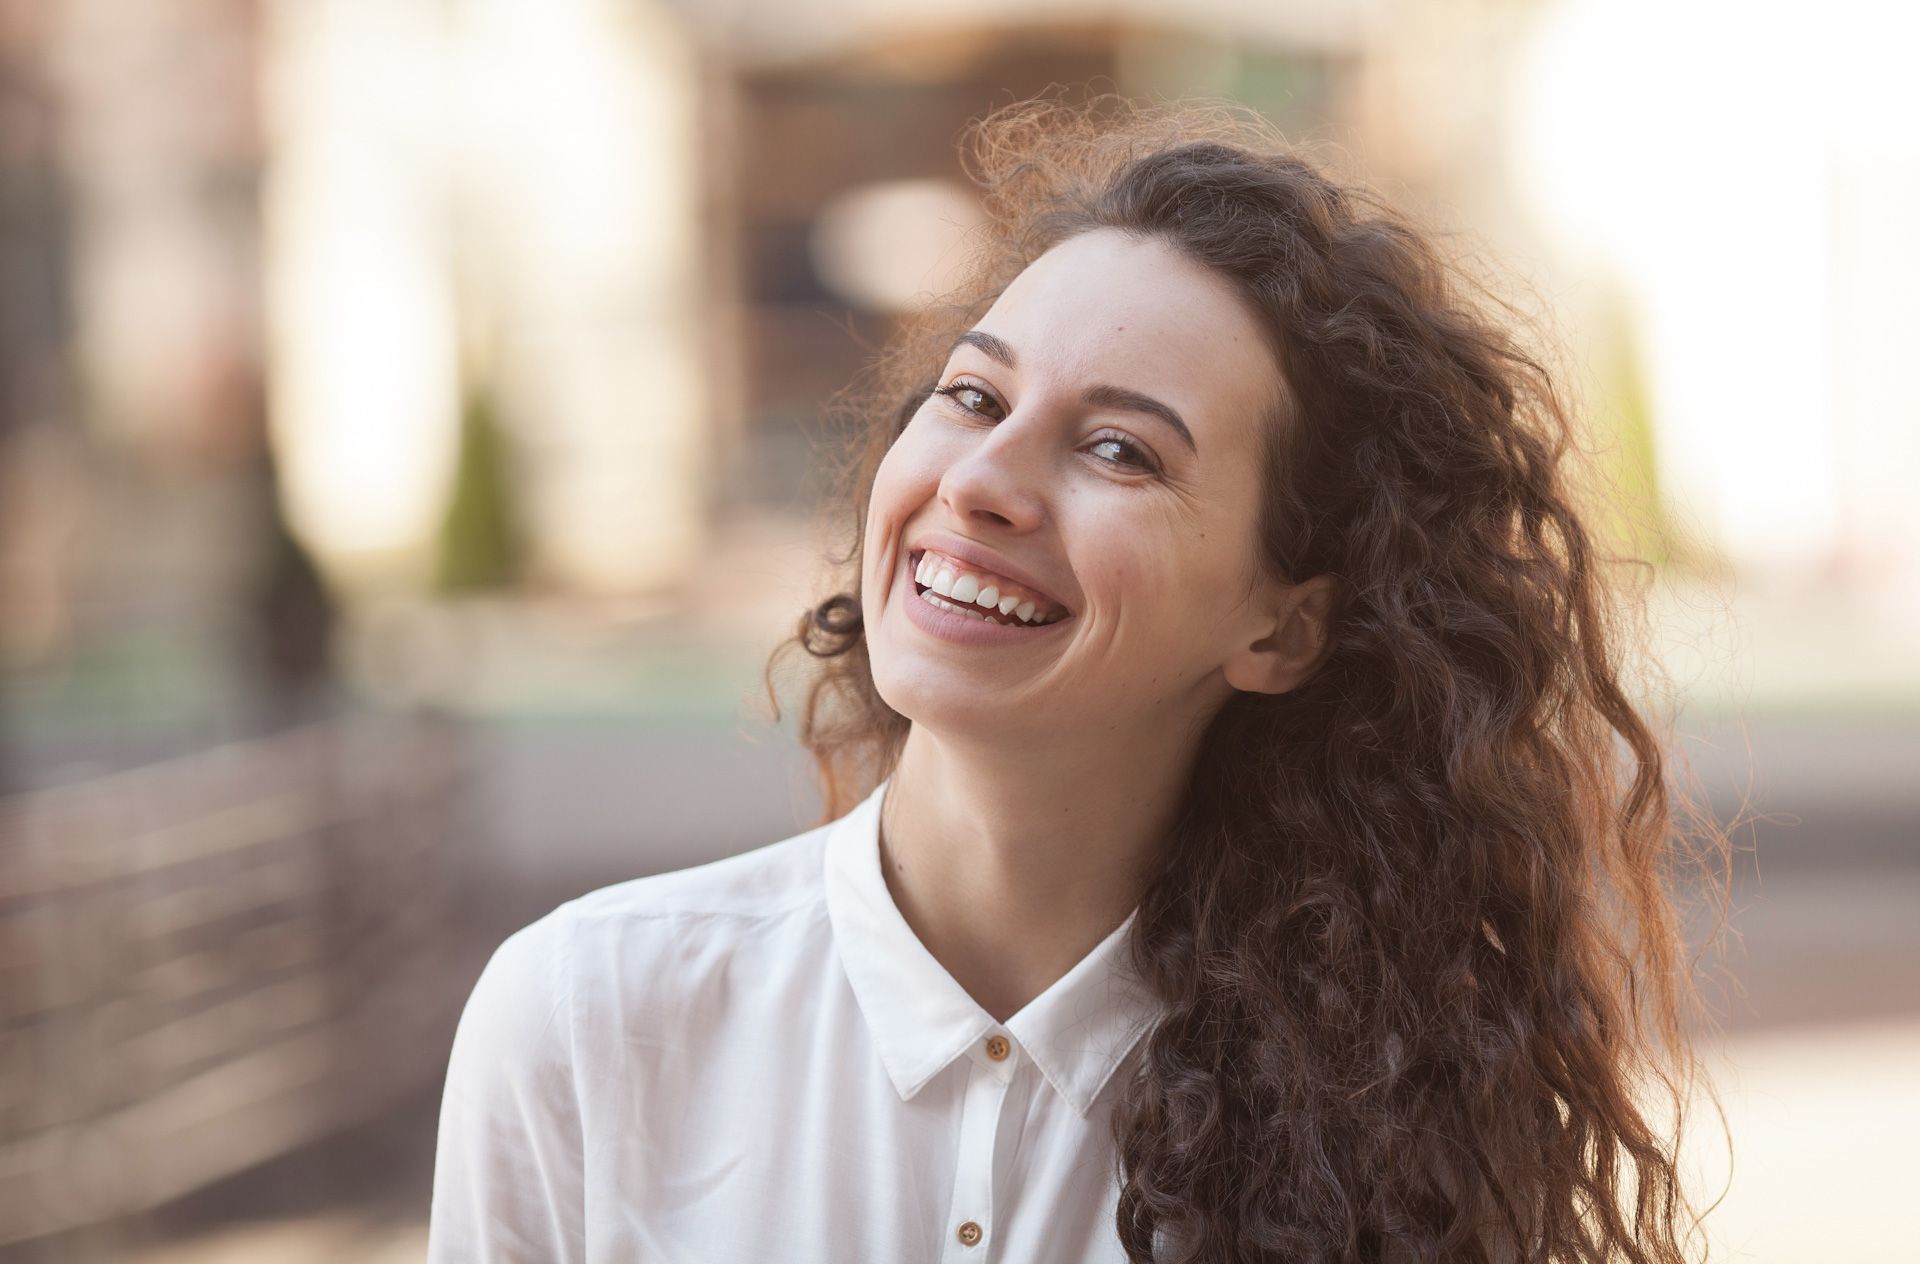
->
<box><xmin>759</xmin><ymin>93</ymin><xmax>1733</xmax><ymax>1264</ymax></box>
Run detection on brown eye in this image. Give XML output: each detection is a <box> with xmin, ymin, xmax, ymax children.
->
<box><xmin>1088</xmin><ymin>432</ymin><xmax>1160</xmax><ymax>475</ymax></box>
<box><xmin>932</xmin><ymin>381</ymin><xmax>1005</xmax><ymax>420</ymax></box>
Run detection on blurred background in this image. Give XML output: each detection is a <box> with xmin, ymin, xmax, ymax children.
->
<box><xmin>2</xmin><ymin>0</ymin><xmax>1915</xmax><ymax>1259</ymax></box>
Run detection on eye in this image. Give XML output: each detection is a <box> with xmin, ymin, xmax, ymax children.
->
<box><xmin>925</xmin><ymin>378</ymin><xmax>1152</xmax><ymax>478</ymax></box>
<box><xmin>931</xmin><ymin>379</ymin><xmax>1005</xmax><ymax>421</ymax></box>
<box><xmin>1087</xmin><ymin>431</ymin><xmax>1161</xmax><ymax>475</ymax></box>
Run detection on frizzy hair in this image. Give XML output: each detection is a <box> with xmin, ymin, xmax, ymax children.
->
<box><xmin>758</xmin><ymin>93</ymin><xmax>1733</xmax><ymax>1263</ymax></box>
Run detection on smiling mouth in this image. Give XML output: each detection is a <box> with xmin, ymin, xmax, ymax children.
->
<box><xmin>908</xmin><ymin>549</ymin><xmax>1070</xmax><ymax>628</ymax></box>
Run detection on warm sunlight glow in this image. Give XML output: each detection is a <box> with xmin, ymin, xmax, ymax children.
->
<box><xmin>1512</xmin><ymin>0</ymin><xmax>1920</xmax><ymax>591</ymax></box>
<box><xmin>263</xmin><ymin>1</ymin><xmax>460</xmax><ymax>570</ymax></box>
<box><xmin>262</xmin><ymin>0</ymin><xmax>709</xmax><ymax>593</ymax></box>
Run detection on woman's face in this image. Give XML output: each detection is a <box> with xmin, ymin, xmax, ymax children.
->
<box><xmin>862</xmin><ymin>227</ymin><xmax>1308</xmax><ymax>747</ymax></box>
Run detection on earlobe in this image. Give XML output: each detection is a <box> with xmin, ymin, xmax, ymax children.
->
<box><xmin>1221</xmin><ymin>573</ymin><xmax>1336</xmax><ymax>696</ymax></box>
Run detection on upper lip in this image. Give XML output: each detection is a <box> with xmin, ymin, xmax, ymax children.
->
<box><xmin>907</xmin><ymin>533</ymin><xmax>1073</xmax><ymax>614</ymax></box>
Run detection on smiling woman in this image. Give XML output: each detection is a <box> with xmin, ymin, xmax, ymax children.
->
<box><xmin>761</xmin><ymin>95</ymin><xmax>1733</xmax><ymax>1262</ymax></box>
<box><xmin>428</xmin><ymin>92</ymin><xmax>1732</xmax><ymax>1264</ymax></box>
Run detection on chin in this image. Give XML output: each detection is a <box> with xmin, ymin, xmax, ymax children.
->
<box><xmin>866</xmin><ymin>653</ymin><xmax>936</xmax><ymax>723</ymax></box>
<box><xmin>872</xmin><ymin>670</ymin><xmax>1039</xmax><ymax>741</ymax></box>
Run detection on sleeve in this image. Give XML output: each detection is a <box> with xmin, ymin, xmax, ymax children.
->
<box><xmin>427</xmin><ymin>906</ymin><xmax>588</xmax><ymax>1263</ymax></box>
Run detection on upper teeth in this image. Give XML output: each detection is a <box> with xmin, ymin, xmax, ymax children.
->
<box><xmin>914</xmin><ymin>550</ymin><xmax>1065</xmax><ymax>625</ymax></box>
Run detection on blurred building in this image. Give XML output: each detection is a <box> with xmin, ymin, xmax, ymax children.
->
<box><xmin>254</xmin><ymin>0</ymin><xmax>1395</xmax><ymax>605</ymax></box>
<box><xmin>6</xmin><ymin>0</ymin><xmax>1916</xmax><ymax>687</ymax></box>
<box><xmin>263</xmin><ymin>0</ymin><xmax>724</xmax><ymax>599</ymax></box>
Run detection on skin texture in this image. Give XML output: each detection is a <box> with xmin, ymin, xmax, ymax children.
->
<box><xmin>860</xmin><ymin>229</ymin><xmax>1334</xmax><ymax>1023</ymax></box>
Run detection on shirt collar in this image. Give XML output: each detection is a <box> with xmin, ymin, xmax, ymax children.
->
<box><xmin>823</xmin><ymin>776</ymin><xmax>1165</xmax><ymax>1119</ymax></box>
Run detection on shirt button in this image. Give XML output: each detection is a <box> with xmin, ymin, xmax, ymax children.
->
<box><xmin>956</xmin><ymin>1221</ymin><xmax>983</xmax><ymax>1246</ymax></box>
<box><xmin>984</xmin><ymin>1035</ymin><xmax>1009</xmax><ymax>1061</ymax></box>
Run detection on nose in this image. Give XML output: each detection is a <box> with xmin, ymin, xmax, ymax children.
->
<box><xmin>936</xmin><ymin>412</ymin><xmax>1049</xmax><ymax>532</ymax></box>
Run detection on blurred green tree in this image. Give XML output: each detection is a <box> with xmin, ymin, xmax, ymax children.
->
<box><xmin>432</xmin><ymin>385</ymin><xmax>521</xmax><ymax>592</ymax></box>
<box><xmin>1590</xmin><ymin>288</ymin><xmax>1723</xmax><ymax>576</ymax></box>
<box><xmin>1597</xmin><ymin>304</ymin><xmax>1668</xmax><ymax>563</ymax></box>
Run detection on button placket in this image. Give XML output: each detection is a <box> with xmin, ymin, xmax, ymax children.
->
<box><xmin>940</xmin><ymin>1046</ymin><xmax>1016</xmax><ymax>1259</ymax></box>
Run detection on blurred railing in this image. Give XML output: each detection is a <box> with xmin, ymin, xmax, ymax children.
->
<box><xmin>0</xmin><ymin>709</ymin><xmax>472</xmax><ymax>1246</ymax></box>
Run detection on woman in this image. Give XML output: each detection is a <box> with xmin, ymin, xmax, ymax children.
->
<box><xmin>428</xmin><ymin>95</ymin><xmax>1729</xmax><ymax>1263</ymax></box>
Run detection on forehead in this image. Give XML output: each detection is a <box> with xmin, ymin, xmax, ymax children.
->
<box><xmin>970</xmin><ymin>229</ymin><xmax>1285</xmax><ymax>440</ymax></box>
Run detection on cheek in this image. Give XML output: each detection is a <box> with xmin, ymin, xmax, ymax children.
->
<box><xmin>872</xmin><ymin>428</ymin><xmax>939</xmax><ymax>500</ymax></box>
<box><xmin>1107</xmin><ymin>560</ymin><xmax>1192</xmax><ymax>640</ymax></box>
<box><xmin>863</xmin><ymin>442</ymin><xmax>932</xmax><ymax>588</ymax></box>
<box><xmin>1087</xmin><ymin>530</ymin><xmax>1231</xmax><ymax>643</ymax></box>
<box><xmin>868</xmin><ymin>430</ymin><xmax>947</xmax><ymax>522</ymax></box>
<box><xmin>1076</xmin><ymin>500</ymin><xmax>1176</xmax><ymax>593</ymax></box>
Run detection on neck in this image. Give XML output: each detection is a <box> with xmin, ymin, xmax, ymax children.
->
<box><xmin>876</xmin><ymin>722</ymin><xmax>1190</xmax><ymax>1024</ymax></box>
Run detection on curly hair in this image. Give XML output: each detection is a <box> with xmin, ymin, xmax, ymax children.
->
<box><xmin>759</xmin><ymin>93</ymin><xmax>1733</xmax><ymax>1264</ymax></box>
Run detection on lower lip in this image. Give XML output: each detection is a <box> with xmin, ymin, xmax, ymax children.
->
<box><xmin>899</xmin><ymin>553</ymin><xmax>1073</xmax><ymax>647</ymax></box>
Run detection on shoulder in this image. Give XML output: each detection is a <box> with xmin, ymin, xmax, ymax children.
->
<box><xmin>454</xmin><ymin>817</ymin><xmax>836</xmax><ymax>1062</ymax></box>
<box><xmin>482</xmin><ymin>815</ymin><xmax>836</xmax><ymax>978</ymax></box>
<box><xmin>562</xmin><ymin>814</ymin><xmax>834</xmax><ymax>933</ymax></box>
<box><xmin>518</xmin><ymin>816</ymin><xmax>838</xmax><ymax>1004</ymax></box>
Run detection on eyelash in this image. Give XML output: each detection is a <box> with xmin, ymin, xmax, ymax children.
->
<box><xmin>929</xmin><ymin>380</ymin><xmax>1163</xmax><ymax>476</ymax></box>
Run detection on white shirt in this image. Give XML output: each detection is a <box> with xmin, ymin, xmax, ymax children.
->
<box><xmin>427</xmin><ymin>775</ymin><xmax>1166</xmax><ymax>1262</ymax></box>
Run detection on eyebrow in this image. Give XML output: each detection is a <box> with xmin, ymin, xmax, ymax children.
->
<box><xmin>947</xmin><ymin>329</ymin><xmax>1199</xmax><ymax>457</ymax></box>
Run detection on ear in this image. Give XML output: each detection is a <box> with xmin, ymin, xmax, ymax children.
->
<box><xmin>1221</xmin><ymin>572</ymin><xmax>1337</xmax><ymax>695</ymax></box>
